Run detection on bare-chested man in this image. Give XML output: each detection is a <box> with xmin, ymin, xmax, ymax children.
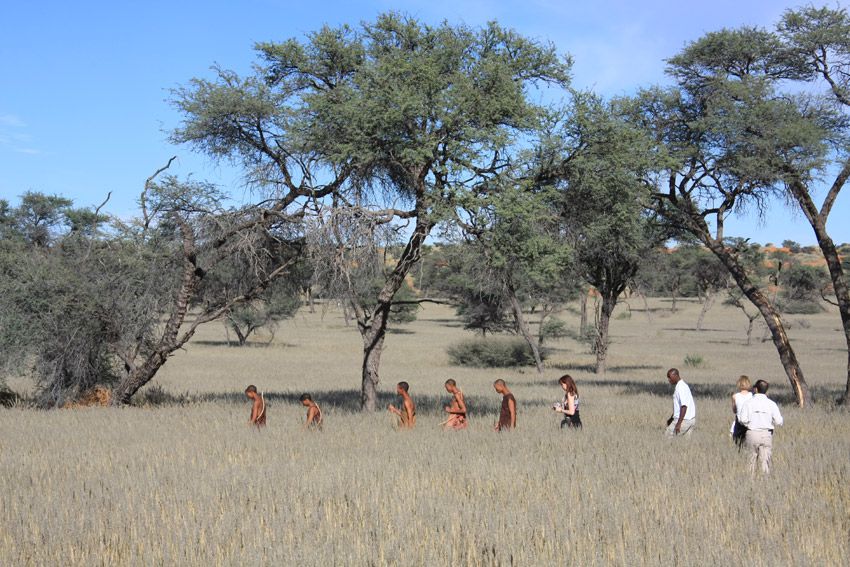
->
<box><xmin>442</xmin><ymin>379</ymin><xmax>468</xmax><ymax>430</ymax></box>
<box><xmin>300</xmin><ymin>393</ymin><xmax>323</xmax><ymax>430</ymax></box>
<box><xmin>387</xmin><ymin>381</ymin><xmax>416</xmax><ymax>429</ymax></box>
<box><xmin>245</xmin><ymin>385</ymin><xmax>266</xmax><ymax>429</ymax></box>
<box><xmin>493</xmin><ymin>379</ymin><xmax>516</xmax><ymax>431</ymax></box>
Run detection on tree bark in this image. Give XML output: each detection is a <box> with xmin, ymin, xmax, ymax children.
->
<box><xmin>786</xmin><ymin>171</ymin><xmax>850</xmax><ymax>404</ymax></box>
<box><xmin>595</xmin><ymin>292</ymin><xmax>615</xmax><ymax>374</ymax></box>
<box><xmin>705</xmin><ymin>240</ymin><xmax>811</xmax><ymax>407</ymax></box>
<box><xmin>360</xmin><ymin>309</ymin><xmax>388</xmax><ymax>412</ymax></box>
<box><xmin>110</xmin><ymin>217</ymin><xmax>201</xmax><ymax>405</ymax></box>
<box><xmin>358</xmin><ymin>213</ymin><xmax>433</xmax><ymax>411</ymax></box>
<box><xmin>695</xmin><ymin>289</ymin><xmax>715</xmax><ymax>331</ymax></box>
<box><xmin>506</xmin><ymin>283</ymin><xmax>544</xmax><ymax>373</ymax></box>
<box><xmin>579</xmin><ymin>289</ymin><xmax>588</xmax><ymax>336</ymax></box>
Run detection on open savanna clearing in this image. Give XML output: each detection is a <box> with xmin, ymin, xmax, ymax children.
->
<box><xmin>2</xmin><ymin>299</ymin><xmax>849</xmax><ymax>566</ymax></box>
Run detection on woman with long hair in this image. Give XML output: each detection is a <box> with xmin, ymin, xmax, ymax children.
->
<box><xmin>554</xmin><ymin>374</ymin><xmax>582</xmax><ymax>429</ymax></box>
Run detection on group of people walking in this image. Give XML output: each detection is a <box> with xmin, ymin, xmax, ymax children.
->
<box><xmin>664</xmin><ymin>368</ymin><xmax>784</xmax><ymax>474</ymax></box>
<box><xmin>245</xmin><ymin>367</ymin><xmax>783</xmax><ymax>475</ymax></box>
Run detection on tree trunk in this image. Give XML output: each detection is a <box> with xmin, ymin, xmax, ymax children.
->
<box><xmin>360</xmin><ymin>315</ymin><xmax>387</xmax><ymax>412</ymax></box>
<box><xmin>232</xmin><ymin>323</ymin><xmax>248</xmax><ymax>346</ymax></box>
<box><xmin>595</xmin><ymin>293</ymin><xmax>615</xmax><ymax>374</ymax></box>
<box><xmin>506</xmin><ymin>283</ymin><xmax>544</xmax><ymax>373</ymax></box>
<box><xmin>695</xmin><ymin>290</ymin><xmax>715</xmax><ymax>331</ymax></box>
<box><xmin>810</xmin><ymin>227</ymin><xmax>850</xmax><ymax>403</ymax></box>
<box><xmin>110</xmin><ymin>218</ymin><xmax>201</xmax><ymax>405</ymax></box>
<box><xmin>579</xmin><ymin>290</ymin><xmax>588</xmax><ymax>336</ymax></box>
<box><xmin>705</xmin><ymin>240</ymin><xmax>811</xmax><ymax>407</ymax></box>
<box><xmin>358</xmin><ymin>213</ymin><xmax>433</xmax><ymax>411</ymax></box>
<box><xmin>307</xmin><ymin>286</ymin><xmax>316</xmax><ymax>314</ymax></box>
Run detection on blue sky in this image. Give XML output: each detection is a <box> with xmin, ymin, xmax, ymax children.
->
<box><xmin>1</xmin><ymin>0</ymin><xmax>848</xmax><ymax>244</ymax></box>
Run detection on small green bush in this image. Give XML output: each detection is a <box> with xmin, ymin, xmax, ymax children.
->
<box><xmin>540</xmin><ymin>317</ymin><xmax>569</xmax><ymax>344</ymax></box>
<box><xmin>447</xmin><ymin>337</ymin><xmax>546</xmax><ymax>368</ymax></box>
<box><xmin>684</xmin><ymin>353</ymin><xmax>705</xmax><ymax>368</ymax></box>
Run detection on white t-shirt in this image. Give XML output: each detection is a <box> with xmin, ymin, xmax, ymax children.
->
<box><xmin>734</xmin><ymin>391</ymin><xmax>753</xmax><ymax>422</ymax></box>
<box><xmin>673</xmin><ymin>380</ymin><xmax>696</xmax><ymax>421</ymax></box>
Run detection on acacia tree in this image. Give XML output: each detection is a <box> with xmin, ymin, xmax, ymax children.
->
<box><xmin>545</xmin><ymin>95</ymin><xmax>663</xmax><ymax>374</ymax></box>
<box><xmin>235</xmin><ymin>14</ymin><xmax>569</xmax><ymax>410</ymax></box>
<box><xmin>626</xmin><ymin>27</ymin><xmax>839</xmax><ymax>406</ymax></box>
<box><xmin>456</xmin><ymin>182</ymin><xmax>575</xmax><ymax>373</ymax></box>
<box><xmin>776</xmin><ymin>6</ymin><xmax>850</xmax><ymax>403</ymax></box>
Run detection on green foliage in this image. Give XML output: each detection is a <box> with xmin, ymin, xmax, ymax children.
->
<box><xmin>539</xmin><ymin>317</ymin><xmax>569</xmax><ymax>344</ymax></box>
<box><xmin>447</xmin><ymin>337</ymin><xmax>546</xmax><ymax>368</ymax></box>
<box><xmin>778</xmin><ymin>264</ymin><xmax>828</xmax><ymax>314</ymax></box>
<box><xmin>684</xmin><ymin>354</ymin><xmax>706</xmax><ymax>368</ymax></box>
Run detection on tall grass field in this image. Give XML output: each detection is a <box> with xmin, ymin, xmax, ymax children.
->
<box><xmin>2</xmin><ymin>299</ymin><xmax>848</xmax><ymax>565</ymax></box>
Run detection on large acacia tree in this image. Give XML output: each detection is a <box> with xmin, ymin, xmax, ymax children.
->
<box><xmin>175</xmin><ymin>13</ymin><xmax>570</xmax><ymax>410</ymax></box>
<box><xmin>541</xmin><ymin>95</ymin><xmax>663</xmax><ymax>374</ymax></box>
<box><xmin>626</xmin><ymin>26</ymin><xmax>844</xmax><ymax>406</ymax></box>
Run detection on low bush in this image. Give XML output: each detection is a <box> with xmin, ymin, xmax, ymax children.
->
<box><xmin>684</xmin><ymin>353</ymin><xmax>706</xmax><ymax>368</ymax></box>
<box><xmin>447</xmin><ymin>337</ymin><xmax>547</xmax><ymax>368</ymax></box>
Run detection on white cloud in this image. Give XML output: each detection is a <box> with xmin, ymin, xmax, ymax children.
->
<box><xmin>0</xmin><ymin>114</ymin><xmax>26</xmax><ymax>128</ymax></box>
<box><xmin>0</xmin><ymin>112</ymin><xmax>43</xmax><ymax>155</ymax></box>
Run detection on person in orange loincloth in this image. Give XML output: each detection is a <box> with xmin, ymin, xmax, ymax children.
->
<box><xmin>300</xmin><ymin>393</ymin><xmax>323</xmax><ymax>430</ymax></box>
<box><xmin>388</xmin><ymin>381</ymin><xmax>416</xmax><ymax>429</ymax></box>
<box><xmin>442</xmin><ymin>379</ymin><xmax>468</xmax><ymax>430</ymax></box>
<box><xmin>245</xmin><ymin>385</ymin><xmax>266</xmax><ymax>429</ymax></box>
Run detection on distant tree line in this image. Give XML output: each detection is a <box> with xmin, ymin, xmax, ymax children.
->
<box><xmin>2</xmin><ymin>7</ymin><xmax>850</xmax><ymax>409</ymax></box>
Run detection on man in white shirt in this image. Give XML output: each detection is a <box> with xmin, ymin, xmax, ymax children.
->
<box><xmin>739</xmin><ymin>379</ymin><xmax>783</xmax><ymax>474</ymax></box>
<box><xmin>665</xmin><ymin>368</ymin><xmax>696</xmax><ymax>437</ymax></box>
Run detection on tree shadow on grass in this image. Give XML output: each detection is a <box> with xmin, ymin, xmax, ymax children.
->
<box><xmin>662</xmin><ymin>327</ymin><xmax>727</xmax><ymax>333</ymax></box>
<box><xmin>546</xmin><ymin>363</ymin><xmax>664</xmax><ymax>374</ymax></box>
<box><xmin>191</xmin><ymin>340</ymin><xmax>298</xmax><ymax>348</ymax></box>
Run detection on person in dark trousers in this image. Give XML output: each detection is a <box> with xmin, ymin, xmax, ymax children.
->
<box><xmin>554</xmin><ymin>374</ymin><xmax>582</xmax><ymax>429</ymax></box>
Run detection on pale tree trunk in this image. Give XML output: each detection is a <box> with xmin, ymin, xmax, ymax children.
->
<box><xmin>695</xmin><ymin>289</ymin><xmax>716</xmax><ymax>331</ymax></box>
<box><xmin>306</xmin><ymin>287</ymin><xmax>316</xmax><ymax>314</ymax></box>
<box><xmin>579</xmin><ymin>289</ymin><xmax>588</xmax><ymax>336</ymax></box>
<box><xmin>506</xmin><ymin>283</ymin><xmax>544</xmax><ymax>374</ymax></box>
<box><xmin>595</xmin><ymin>293</ymin><xmax>615</xmax><ymax>375</ymax></box>
<box><xmin>705</xmin><ymin>240</ymin><xmax>811</xmax><ymax>407</ymax></box>
<box><xmin>746</xmin><ymin>317</ymin><xmax>756</xmax><ymax>347</ymax></box>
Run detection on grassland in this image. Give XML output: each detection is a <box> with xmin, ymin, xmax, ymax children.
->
<box><xmin>1</xmin><ymin>299</ymin><xmax>849</xmax><ymax>565</ymax></box>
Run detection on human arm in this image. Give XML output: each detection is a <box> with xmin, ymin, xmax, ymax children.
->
<box><xmin>387</xmin><ymin>404</ymin><xmax>402</xmax><ymax>416</ymax></box>
<box><xmin>445</xmin><ymin>392</ymin><xmax>466</xmax><ymax>414</ymax></box>
<box><xmin>403</xmin><ymin>399</ymin><xmax>415</xmax><ymax>425</ymax></box>
<box><xmin>249</xmin><ymin>399</ymin><xmax>261</xmax><ymax>424</ymax></box>
<box><xmin>564</xmin><ymin>393</ymin><xmax>576</xmax><ymax>416</ymax></box>
<box><xmin>304</xmin><ymin>406</ymin><xmax>319</xmax><ymax>428</ymax></box>
<box><xmin>509</xmin><ymin>397</ymin><xmax>516</xmax><ymax>429</ymax></box>
<box><xmin>674</xmin><ymin>406</ymin><xmax>687</xmax><ymax>434</ymax></box>
<box><xmin>772</xmin><ymin>403</ymin><xmax>784</xmax><ymax>428</ymax></box>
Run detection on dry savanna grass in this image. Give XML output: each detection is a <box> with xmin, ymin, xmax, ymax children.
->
<box><xmin>2</xmin><ymin>299</ymin><xmax>849</xmax><ymax>566</ymax></box>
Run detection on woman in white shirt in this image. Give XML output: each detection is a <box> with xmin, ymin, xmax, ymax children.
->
<box><xmin>731</xmin><ymin>375</ymin><xmax>752</xmax><ymax>448</ymax></box>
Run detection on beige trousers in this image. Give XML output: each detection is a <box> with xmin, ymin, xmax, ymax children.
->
<box><xmin>746</xmin><ymin>429</ymin><xmax>773</xmax><ymax>474</ymax></box>
<box><xmin>665</xmin><ymin>418</ymin><xmax>695</xmax><ymax>437</ymax></box>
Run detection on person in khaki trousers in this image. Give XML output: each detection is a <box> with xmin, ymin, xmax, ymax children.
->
<box><xmin>739</xmin><ymin>379</ymin><xmax>784</xmax><ymax>475</ymax></box>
